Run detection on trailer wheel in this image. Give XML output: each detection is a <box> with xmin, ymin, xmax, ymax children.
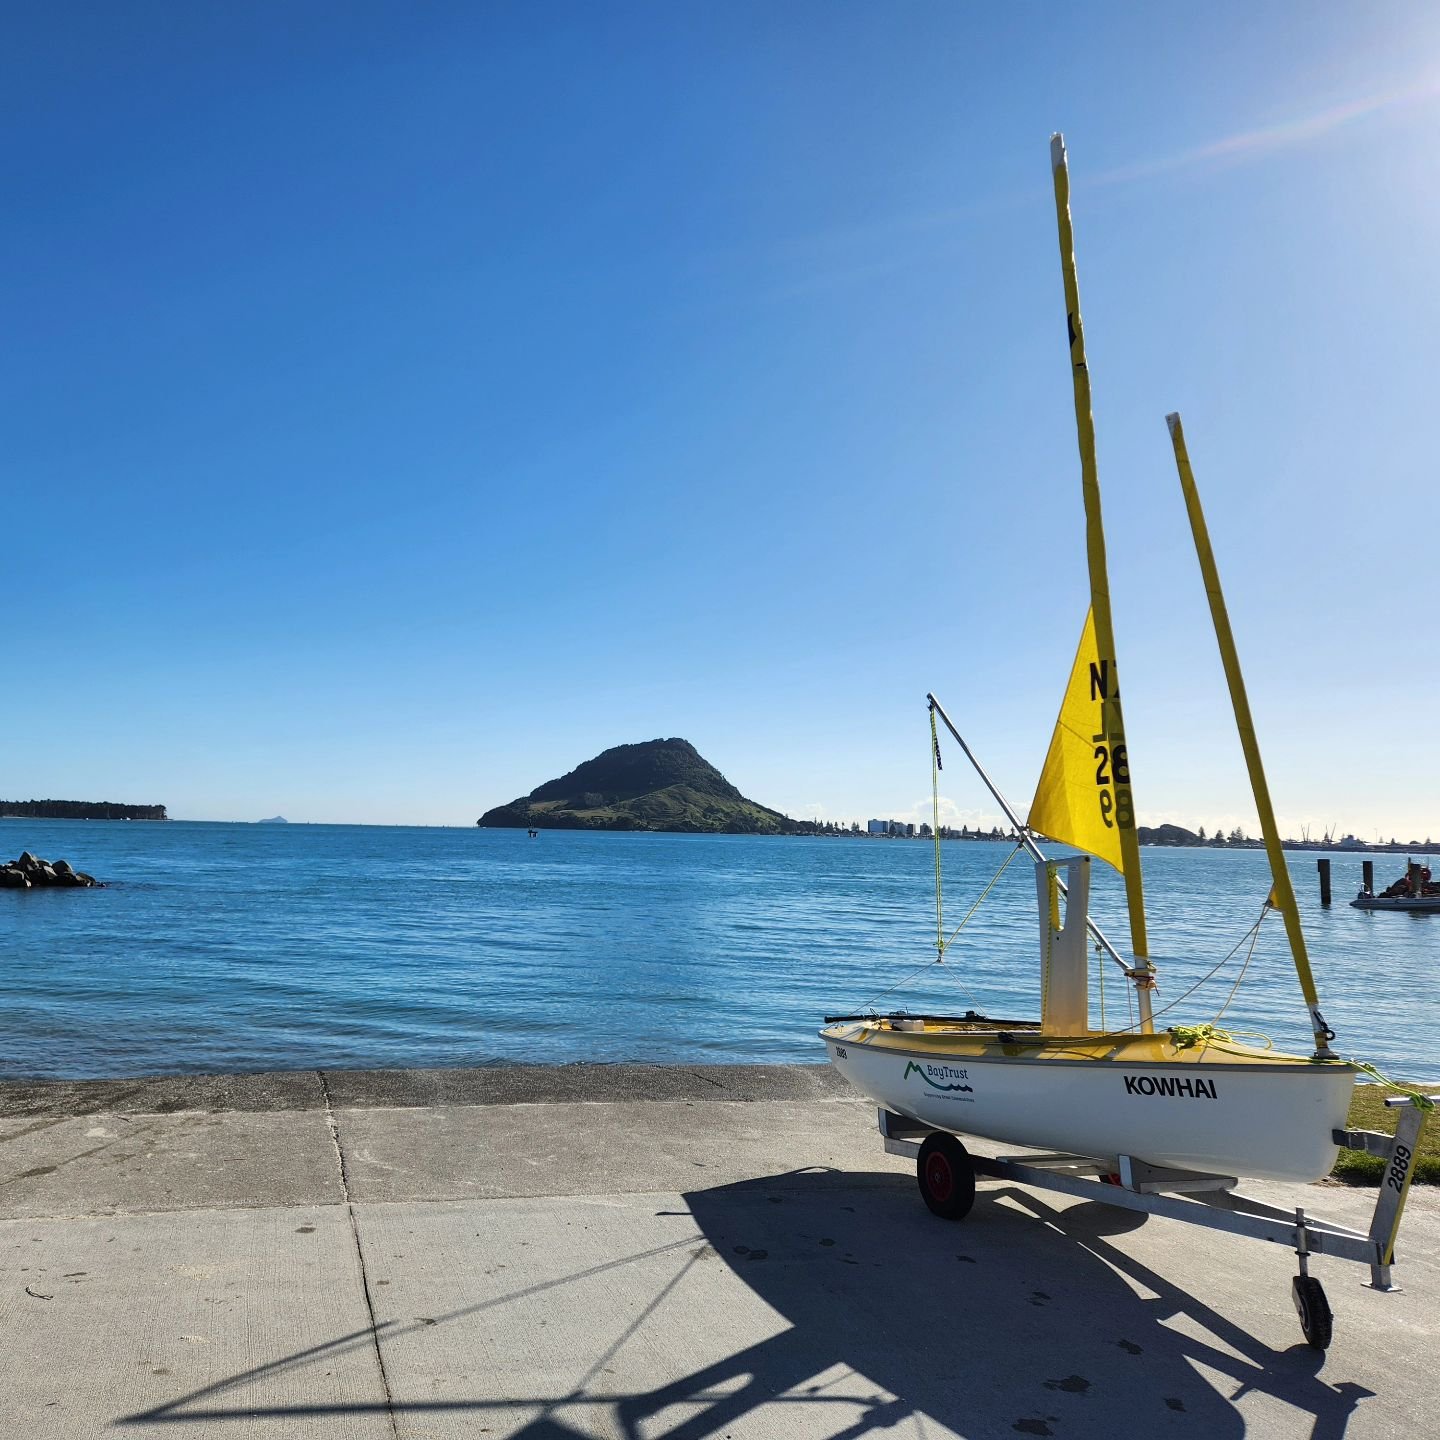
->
<box><xmin>916</xmin><ymin>1133</ymin><xmax>975</xmax><ymax>1220</ymax></box>
<box><xmin>1292</xmin><ymin>1275</ymin><xmax>1333</xmax><ymax>1350</ymax></box>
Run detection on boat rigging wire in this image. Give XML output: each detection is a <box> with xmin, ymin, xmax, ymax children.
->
<box><xmin>1113</xmin><ymin>898</ymin><xmax>1273</xmax><ymax>1035</ymax></box>
<box><xmin>859</xmin><ymin>953</ymin><xmax>988</xmax><ymax>1015</ymax></box>
<box><xmin>928</xmin><ymin>693</ymin><xmax>1133</xmax><ymax>976</ymax></box>
<box><xmin>858</xmin><ymin>849</ymin><xmax>1022</xmax><ymax>1010</ymax></box>
<box><xmin>1095</xmin><ymin>940</ymin><xmax>1106</xmax><ymax>1031</ymax></box>
<box><xmin>920</xmin><ymin>702</ymin><xmax>1308</xmax><ymax>1045</ymax></box>
<box><xmin>940</xmin><ymin>844</ymin><xmax>1025</xmax><ymax>955</ymax></box>
<box><xmin>928</xmin><ymin>707</ymin><xmax>1043</xmax><ymax>957</ymax></box>
<box><xmin>1206</xmin><ymin>899</ymin><xmax>1267</xmax><ymax>1030</ymax></box>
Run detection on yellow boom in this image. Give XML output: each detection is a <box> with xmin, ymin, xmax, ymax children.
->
<box><xmin>1166</xmin><ymin>412</ymin><xmax>1338</xmax><ymax>1058</ymax></box>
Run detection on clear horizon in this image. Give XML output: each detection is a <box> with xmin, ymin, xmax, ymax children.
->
<box><xmin>8</xmin><ymin>4</ymin><xmax>1438</xmax><ymax>836</ymax></box>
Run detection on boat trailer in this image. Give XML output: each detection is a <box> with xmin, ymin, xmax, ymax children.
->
<box><xmin>877</xmin><ymin>1095</ymin><xmax>1431</xmax><ymax>1351</ymax></box>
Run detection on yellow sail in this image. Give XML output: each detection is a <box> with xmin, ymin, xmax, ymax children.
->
<box><xmin>1028</xmin><ymin>606</ymin><xmax>1130</xmax><ymax>874</ymax></box>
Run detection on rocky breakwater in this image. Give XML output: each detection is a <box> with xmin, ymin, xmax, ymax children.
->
<box><xmin>0</xmin><ymin>851</ymin><xmax>102</xmax><ymax>889</ymax></box>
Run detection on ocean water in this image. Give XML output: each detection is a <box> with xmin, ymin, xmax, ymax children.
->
<box><xmin>0</xmin><ymin>821</ymin><xmax>1434</xmax><ymax>1082</ymax></box>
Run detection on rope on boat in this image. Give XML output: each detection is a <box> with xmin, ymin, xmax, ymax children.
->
<box><xmin>860</xmin><ymin>843</ymin><xmax>1023</xmax><ymax>1012</ymax></box>
<box><xmin>1109</xmin><ymin>897</ymin><xmax>1273</xmax><ymax>1035</ymax></box>
<box><xmin>1169</xmin><ymin>1023</ymin><xmax>1272</xmax><ymax>1053</ymax></box>
<box><xmin>1347</xmin><ymin>1060</ymin><xmax>1436</xmax><ymax>1109</ymax></box>
<box><xmin>926</xmin><ymin>711</ymin><xmax>1024</xmax><ymax>958</ymax></box>
<box><xmin>861</xmin><ymin>713</ymin><xmax>1026</xmax><ymax>1013</ymax></box>
<box><xmin>1095</xmin><ymin>940</ymin><xmax>1112</xmax><ymax>1031</ymax></box>
<box><xmin>1174</xmin><ymin>1029</ymin><xmax>1435</xmax><ymax>1111</ymax></box>
<box><xmin>1206</xmin><ymin>897</ymin><xmax>1267</xmax><ymax>1028</ymax></box>
<box><xmin>940</xmin><ymin>844</ymin><xmax>1024</xmax><ymax>955</ymax></box>
<box><xmin>859</xmin><ymin>956</ymin><xmax>988</xmax><ymax>1016</ymax></box>
<box><xmin>930</xmin><ymin>706</ymin><xmax>944</xmax><ymax>962</ymax></box>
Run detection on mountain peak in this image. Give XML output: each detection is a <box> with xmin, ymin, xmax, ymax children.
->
<box><xmin>478</xmin><ymin>738</ymin><xmax>794</xmax><ymax>834</ymax></box>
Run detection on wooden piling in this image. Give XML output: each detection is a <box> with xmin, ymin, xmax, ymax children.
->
<box><xmin>1362</xmin><ymin>859</ymin><xmax>1374</xmax><ymax>896</ymax></box>
<box><xmin>1317</xmin><ymin>857</ymin><xmax>1331</xmax><ymax>906</ymax></box>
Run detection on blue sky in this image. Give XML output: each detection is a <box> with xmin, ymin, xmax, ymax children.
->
<box><xmin>6</xmin><ymin>3</ymin><xmax>1439</xmax><ymax>836</ymax></box>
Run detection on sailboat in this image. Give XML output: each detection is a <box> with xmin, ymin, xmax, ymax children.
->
<box><xmin>821</xmin><ymin>136</ymin><xmax>1358</xmax><ymax>1185</ymax></box>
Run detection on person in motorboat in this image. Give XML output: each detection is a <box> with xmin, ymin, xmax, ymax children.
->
<box><xmin>1372</xmin><ymin>865</ymin><xmax>1437</xmax><ymax>900</ymax></box>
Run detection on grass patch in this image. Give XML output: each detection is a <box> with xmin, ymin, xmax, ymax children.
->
<box><xmin>1330</xmin><ymin>1083</ymin><xmax>1440</xmax><ymax>1185</ymax></box>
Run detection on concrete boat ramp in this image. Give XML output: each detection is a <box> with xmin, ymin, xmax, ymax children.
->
<box><xmin>1</xmin><ymin>1065</ymin><xmax>1435</xmax><ymax>1439</ymax></box>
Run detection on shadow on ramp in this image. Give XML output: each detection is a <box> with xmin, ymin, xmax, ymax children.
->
<box><xmin>118</xmin><ymin>1167</ymin><xmax>1375</xmax><ymax>1438</ymax></box>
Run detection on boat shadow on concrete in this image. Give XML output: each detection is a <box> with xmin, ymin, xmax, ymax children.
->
<box><xmin>118</xmin><ymin>1168</ymin><xmax>1375</xmax><ymax>1438</ymax></box>
<box><xmin>645</xmin><ymin>1168</ymin><xmax>1373</xmax><ymax>1440</ymax></box>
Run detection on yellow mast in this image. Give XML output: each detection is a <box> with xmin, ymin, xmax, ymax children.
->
<box><xmin>1049</xmin><ymin>135</ymin><xmax>1152</xmax><ymax>988</ymax></box>
<box><xmin>1165</xmin><ymin>413</ymin><xmax>1338</xmax><ymax>1058</ymax></box>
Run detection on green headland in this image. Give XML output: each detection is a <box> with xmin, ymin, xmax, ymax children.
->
<box><xmin>477</xmin><ymin>738</ymin><xmax>798</xmax><ymax>834</ymax></box>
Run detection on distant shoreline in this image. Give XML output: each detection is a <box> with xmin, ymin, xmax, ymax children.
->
<box><xmin>0</xmin><ymin>800</ymin><xmax>167</xmax><ymax>822</ymax></box>
<box><xmin>1</xmin><ymin>814</ymin><xmax>1427</xmax><ymax>851</ymax></box>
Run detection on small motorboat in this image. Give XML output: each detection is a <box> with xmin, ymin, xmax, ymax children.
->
<box><xmin>1352</xmin><ymin>864</ymin><xmax>1440</xmax><ymax>913</ymax></box>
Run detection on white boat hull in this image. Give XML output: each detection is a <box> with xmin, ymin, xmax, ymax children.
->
<box><xmin>822</xmin><ymin>1033</ymin><xmax>1355</xmax><ymax>1183</ymax></box>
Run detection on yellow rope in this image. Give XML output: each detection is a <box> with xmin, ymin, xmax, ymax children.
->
<box><xmin>859</xmin><ymin>713</ymin><xmax>1017</xmax><ymax>1015</ymax></box>
<box><xmin>1349</xmin><ymin>1060</ymin><xmax>1437</xmax><ymax>1109</ymax></box>
<box><xmin>1174</xmin><ymin>1028</ymin><xmax>1434</xmax><ymax>1110</ymax></box>
<box><xmin>930</xmin><ymin>706</ymin><xmax>944</xmax><ymax>961</ymax></box>
<box><xmin>1169</xmin><ymin>1022</ymin><xmax>1272</xmax><ymax>1053</ymax></box>
<box><xmin>1096</xmin><ymin>940</ymin><xmax>1106</xmax><ymax>1031</ymax></box>
<box><xmin>941</xmin><ymin>844</ymin><xmax>1024</xmax><ymax>953</ymax></box>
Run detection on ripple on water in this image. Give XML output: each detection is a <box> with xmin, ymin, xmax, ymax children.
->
<box><xmin>0</xmin><ymin>824</ymin><xmax>1434</xmax><ymax>1080</ymax></box>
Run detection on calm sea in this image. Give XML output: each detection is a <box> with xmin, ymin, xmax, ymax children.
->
<box><xmin>0</xmin><ymin>821</ymin><xmax>1434</xmax><ymax>1082</ymax></box>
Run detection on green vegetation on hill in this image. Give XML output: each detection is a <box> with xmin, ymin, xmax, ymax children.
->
<box><xmin>1136</xmin><ymin>823</ymin><xmax>1199</xmax><ymax>846</ymax></box>
<box><xmin>478</xmin><ymin>738</ymin><xmax>797</xmax><ymax>834</ymax></box>
<box><xmin>0</xmin><ymin>799</ymin><xmax>167</xmax><ymax>821</ymax></box>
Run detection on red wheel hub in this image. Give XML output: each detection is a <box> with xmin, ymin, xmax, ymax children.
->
<box><xmin>925</xmin><ymin>1153</ymin><xmax>954</xmax><ymax>1201</ymax></box>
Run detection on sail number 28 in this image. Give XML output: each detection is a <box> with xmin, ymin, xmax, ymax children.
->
<box><xmin>1093</xmin><ymin>744</ymin><xmax>1133</xmax><ymax>829</ymax></box>
<box><xmin>1089</xmin><ymin>660</ymin><xmax>1134</xmax><ymax>830</ymax></box>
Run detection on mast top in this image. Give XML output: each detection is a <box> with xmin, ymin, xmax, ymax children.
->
<box><xmin>1050</xmin><ymin>133</ymin><xmax>1067</xmax><ymax>169</ymax></box>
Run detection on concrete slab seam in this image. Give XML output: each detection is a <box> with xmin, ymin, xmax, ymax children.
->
<box><xmin>319</xmin><ymin>1068</ymin><xmax>399</xmax><ymax>1438</ymax></box>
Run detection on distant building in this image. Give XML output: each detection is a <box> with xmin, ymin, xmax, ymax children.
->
<box><xmin>866</xmin><ymin>819</ymin><xmax>888</xmax><ymax>835</ymax></box>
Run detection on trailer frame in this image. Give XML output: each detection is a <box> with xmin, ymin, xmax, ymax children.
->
<box><xmin>877</xmin><ymin>1094</ymin><xmax>1430</xmax><ymax>1349</ymax></box>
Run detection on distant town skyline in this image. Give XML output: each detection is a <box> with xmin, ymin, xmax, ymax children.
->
<box><xmin>7</xmin><ymin>4</ymin><xmax>1438</xmax><ymax>835</ymax></box>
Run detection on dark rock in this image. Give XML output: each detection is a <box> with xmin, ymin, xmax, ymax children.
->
<box><xmin>4</xmin><ymin>853</ymin><xmax>102</xmax><ymax>888</ymax></box>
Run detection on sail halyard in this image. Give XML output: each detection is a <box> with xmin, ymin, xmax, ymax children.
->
<box><xmin>1165</xmin><ymin>413</ymin><xmax>1339</xmax><ymax>1059</ymax></box>
<box><xmin>1049</xmin><ymin>134</ymin><xmax>1151</xmax><ymax>978</ymax></box>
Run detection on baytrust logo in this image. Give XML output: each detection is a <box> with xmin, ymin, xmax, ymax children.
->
<box><xmin>903</xmin><ymin>1061</ymin><xmax>974</xmax><ymax>1094</ymax></box>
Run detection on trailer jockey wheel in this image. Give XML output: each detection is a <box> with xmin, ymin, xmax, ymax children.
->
<box><xmin>1292</xmin><ymin>1274</ymin><xmax>1333</xmax><ymax>1350</ymax></box>
<box><xmin>916</xmin><ymin>1133</ymin><xmax>976</xmax><ymax>1220</ymax></box>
